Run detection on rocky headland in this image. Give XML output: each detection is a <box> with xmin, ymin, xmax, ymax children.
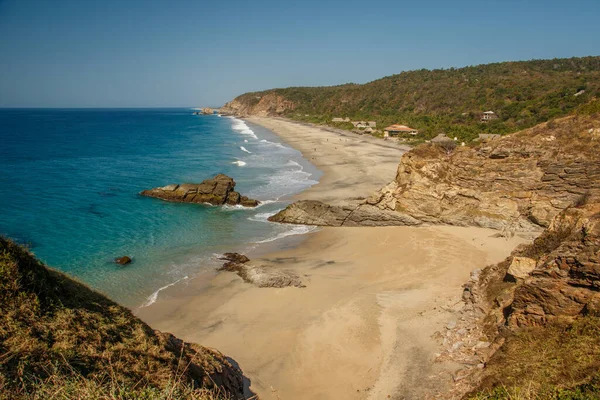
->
<box><xmin>220</xmin><ymin>93</ymin><xmax>295</xmax><ymax>117</ymax></box>
<box><xmin>264</xmin><ymin>110</ymin><xmax>600</xmax><ymax>396</ymax></box>
<box><xmin>270</xmin><ymin>114</ymin><xmax>600</xmax><ymax>234</ymax></box>
<box><xmin>140</xmin><ymin>173</ymin><xmax>259</xmax><ymax>207</ymax></box>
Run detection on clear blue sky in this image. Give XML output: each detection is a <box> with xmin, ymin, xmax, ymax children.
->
<box><xmin>1</xmin><ymin>0</ymin><xmax>599</xmax><ymax>108</ymax></box>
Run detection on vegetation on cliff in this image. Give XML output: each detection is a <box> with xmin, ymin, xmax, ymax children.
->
<box><xmin>223</xmin><ymin>56</ymin><xmax>600</xmax><ymax>142</ymax></box>
<box><xmin>0</xmin><ymin>237</ymin><xmax>245</xmax><ymax>399</ymax></box>
<box><xmin>468</xmin><ymin>197</ymin><xmax>600</xmax><ymax>399</ymax></box>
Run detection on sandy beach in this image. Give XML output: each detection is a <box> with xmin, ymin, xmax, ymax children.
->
<box><xmin>137</xmin><ymin>118</ymin><xmax>529</xmax><ymax>399</ymax></box>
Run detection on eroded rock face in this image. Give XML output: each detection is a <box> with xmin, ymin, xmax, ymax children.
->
<box><xmin>140</xmin><ymin>174</ymin><xmax>259</xmax><ymax>207</ymax></box>
<box><xmin>218</xmin><ymin>252</ymin><xmax>305</xmax><ymax>288</ymax></box>
<box><xmin>507</xmin><ymin>201</ymin><xmax>600</xmax><ymax>326</ymax></box>
<box><xmin>220</xmin><ymin>93</ymin><xmax>296</xmax><ymax>117</ymax></box>
<box><xmin>272</xmin><ymin>115</ymin><xmax>600</xmax><ymax>231</ymax></box>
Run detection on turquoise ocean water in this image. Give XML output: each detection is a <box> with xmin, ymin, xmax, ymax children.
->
<box><xmin>0</xmin><ymin>109</ymin><xmax>320</xmax><ymax>307</ymax></box>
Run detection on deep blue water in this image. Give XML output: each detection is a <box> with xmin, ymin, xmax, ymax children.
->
<box><xmin>0</xmin><ymin>109</ymin><xmax>319</xmax><ymax>306</ymax></box>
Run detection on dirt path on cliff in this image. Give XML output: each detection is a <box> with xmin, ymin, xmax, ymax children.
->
<box><xmin>245</xmin><ymin>117</ymin><xmax>411</xmax><ymax>206</ymax></box>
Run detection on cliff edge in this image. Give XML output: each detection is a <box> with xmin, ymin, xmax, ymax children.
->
<box><xmin>270</xmin><ymin>112</ymin><xmax>600</xmax><ymax>233</ymax></box>
<box><xmin>0</xmin><ymin>237</ymin><xmax>246</xmax><ymax>399</ymax></box>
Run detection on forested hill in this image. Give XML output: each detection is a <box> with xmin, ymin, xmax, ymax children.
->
<box><xmin>222</xmin><ymin>56</ymin><xmax>600</xmax><ymax>141</ymax></box>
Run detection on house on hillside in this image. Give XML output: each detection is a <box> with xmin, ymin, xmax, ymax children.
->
<box><xmin>384</xmin><ymin>124</ymin><xmax>419</xmax><ymax>137</ymax></box>
<box><xmin>351</xmin><ymin>121</ymin><xmax>368</xmax><ymax>128</ymax></box>
<box><xmin>481</xmin><ymin>111</ymin><xmax>499</xmax><ymax>122</ymax></box>
<box><xmin>368</xmin><ymin>121</ymin><xmax>377</xmax><ymax>128</ymax></box>
<box><xmin>332</xmin><ymin>117</ymin><xmax>350</xmax><ymax>122</ymax></box>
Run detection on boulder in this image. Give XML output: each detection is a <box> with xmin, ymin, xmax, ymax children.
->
<box><xmin>115</xmin><ymin>256</ymin><xmax>132</xmax><ymax>265</ymax></box>
<box><xmin>140</xmin><ymin>174</ymin><xmax>259</xmax><ymax>207</ymax></box>
<box><xmin>506</xmin><ymin>257</ymin><xmax>537</xmax><ymax>280</ymax></box>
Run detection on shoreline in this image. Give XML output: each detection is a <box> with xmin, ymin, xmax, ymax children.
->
<box><xmin>136</xmin><ymin>117</ymin><xmax>530</xmax><ymax>399</ymax></box>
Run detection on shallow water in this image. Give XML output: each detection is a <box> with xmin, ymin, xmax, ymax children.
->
<box><xmin>0</xmin><ymin>109</ymin><xmax>320</xmax><ymax>306</ymax></box>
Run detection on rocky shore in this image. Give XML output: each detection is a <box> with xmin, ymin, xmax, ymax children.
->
<box><xmin>271</xmin><ymin>115</ymin><xmax>600</xmax><ymax>233</ymax></box>
<box><xmin>140</xmin><ymin>174</ymin><xmax>259</xmax><ymax>207</ymax></box>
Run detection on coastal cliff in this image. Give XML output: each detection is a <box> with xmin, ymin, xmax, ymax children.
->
<box><xmin>0</xmin><ymin>237</ymin><xmax>246</xmax><ymax>399</ymax></box>
<box><xmin>270</xmin><ymin>111</ymin><xmax>600</xmax><ymax>232</ymax></box>
<box><xmin>265</xmin><ymin>107</ymin><xmax>600</xmax><ymax>396</ymax></box>
<box><xmin>220</xmin><ymin>92</ymin><xmax>295</xmax><ymax>117</ymax></box>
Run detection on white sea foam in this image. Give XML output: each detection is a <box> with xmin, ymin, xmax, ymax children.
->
<box><xmin>230</xmin><ymin>117</ymin><xmax>258</xmax><ymax>139</ymax></box>
<box><xmin>259</xmin><ymin>139</ymin><xmax>287</xmax><ymax>149</ymax></box>
<box><xmin>248</xmin><ymin>210</ymin><xmax>282</xmax><ymax>222</ymax></box>
<box><xmin>254</xmin><ymin>225</ymin><xmax>318</xmax><ymax>243</ymax></box>
<box><xmin>244</xmin><ymin>139</ymin><xmax>248</xmax><ymax>143</ymax></box>
<box><xmin>142</xmin><ymin>276</ymin><xmax>189</xmax><ymax>307</ymax></box>
<box><xmin>240</xmin><ymin>146</ymin><xmax>252</xmax><ymax>153</ymax></box>
<box><xmin>232</xmin><ymin>160</ymin><xmax>247</xmax><ymax>166</ymax></box>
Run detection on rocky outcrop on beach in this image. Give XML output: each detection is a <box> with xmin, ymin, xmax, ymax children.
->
<box><xmin>435</xmin><ymin>196</ymin><xmax>600</xmax><ymax>398</ymax></box>
<box><xmin>219</xmin><ymin>253</ymin><xmax>305</xmax><ymax>288</ymax></box>
<box><xmin>140</xmin><ymin>174</ymin><xmax>259</xmax><ymax>207</ymax></box>
<box><xmin>220</xmin><ymin>93</ymin><xmax>295</xmax><ymax>117</ymax></box>
<box><xmin>477</xmin><ymin>199</ymin><xmax>600</xmax><ymax>327</ymax></box>
<box><xmin>268</xmin><ymin>200</ymin><xmax>421</xmax><ymax>227</ymax></box>
<box><xmin>271</xmin><ymin>114</ymin><xmax>600</xmax><ymax>232</ymax></box>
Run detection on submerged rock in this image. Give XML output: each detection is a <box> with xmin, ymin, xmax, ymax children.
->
<box><xmin>140</xmin><ymin>174</ymin><xmax>259</xmax><ymax>207</ymax></box>
<box><xmin>115</xmin><ymin>256</ymin><xmax>132</xmax><ymax>265</ymax></box>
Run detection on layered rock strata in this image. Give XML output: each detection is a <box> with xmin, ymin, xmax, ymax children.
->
<box><xmin>140</xmin><ymin>174</ymin><xmax>259</xmax><ymax>207</ymax></box>
<box><xmin>271</xmin><ymin>115</ymin><xmax>600</xmax><ymax>232</ymax></box>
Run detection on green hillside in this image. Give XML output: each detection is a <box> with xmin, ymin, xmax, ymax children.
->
<box><xmin>230</xmin><ymin>56</ymin><xmax>600</xmax><ymax>141</ymax></box>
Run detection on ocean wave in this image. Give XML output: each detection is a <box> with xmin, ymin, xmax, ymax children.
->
<box><xmin>230</xmin><ymin>117</ymin><xmax>258</xmax><ymax>139</ymax></box>
<box><xmin>259</xmin><ymin>139</ymin><xmax>287</xmax><ymax>149</ymax></box>
<box><xmin>253</xmin><ymin>225</ymin><xmax>318</xmax><ymax>244</ymax></box>
<box><xmin>240</xmin><ymin>146</ymin><xmax>251</xmax><ymax>153</ymax></box>
<box><xmin>248</xmin><ymin>209</ymin><xmax>282</xmax><ymax>222</ymax></box>
<box><xmin>141</xmin><ymin>276</ymin><xmax>189</xmax><ymax>307</ymax></box>
<box><xmin>232</xmin><ymin>160</ymin><xmax>247</xmax><ymax>166</ymax></box>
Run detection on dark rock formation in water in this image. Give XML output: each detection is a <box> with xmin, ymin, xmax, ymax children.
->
<box><xmin>114</xmin><ymin>256</ymin><xmax>132</xmax><ymax>265</ymax></box>
<box><xmin>140</xmin><ymin>174</ymin><xmax>259</xmax><ymax>207</ymax></box>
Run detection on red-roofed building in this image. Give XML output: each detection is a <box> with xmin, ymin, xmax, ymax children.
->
<box><xmin>384</xmin><ymin>124</ymin><xmax>419</xmax><ymax>137</ymax></box>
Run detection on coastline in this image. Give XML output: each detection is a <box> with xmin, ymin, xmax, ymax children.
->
<box><xmin>136</xmin><ymin>117</ymin><xmax>530</xmax><ymax>399</ymax></box>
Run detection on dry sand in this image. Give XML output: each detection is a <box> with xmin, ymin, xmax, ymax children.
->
<box><xmin>137</xmin><ymin>118</ymin><xmax>529</xmax><ymax>399</ymax></box>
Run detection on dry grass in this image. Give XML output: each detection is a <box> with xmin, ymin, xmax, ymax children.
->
<box><xmin>0</xmin><ymin>237</ymin><xmax>243</xmax><ymax>399</ymax></box>
<box><xmin>469</xmin><ymin>317</ymin><xmax>600</xmax><ymax>399</ymax></box>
